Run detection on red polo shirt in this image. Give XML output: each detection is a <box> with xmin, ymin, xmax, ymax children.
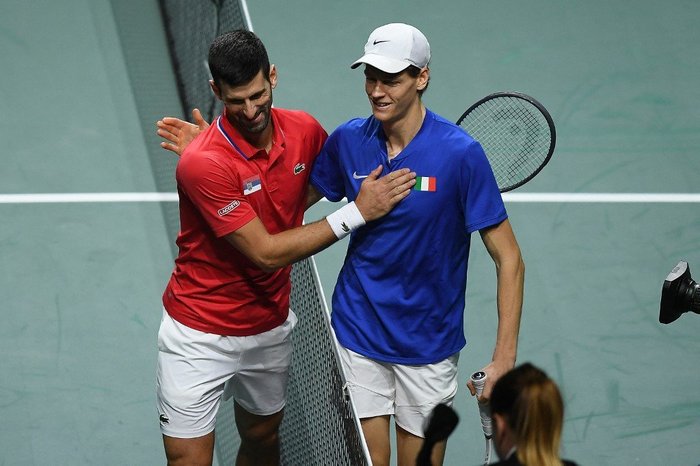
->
<box><xmin>163</xmin><ymin>108</ymin><xmax>327</xmax><ymax>336</ymax></box>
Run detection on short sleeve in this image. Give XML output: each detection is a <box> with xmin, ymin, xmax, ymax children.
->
<box><xmin>462</xmin><ymin>141</ymin><xmax>508</xmax><ymax>233</ymax></box>
<box><xmin>309</xmin><ymin>129</ymin><xmax>346</xmax><ymax>202</ymax></box>
<box><xmin>176</xmin><ymin>152</ymin><xmax>257</xmax><ymax>237</ymax></box>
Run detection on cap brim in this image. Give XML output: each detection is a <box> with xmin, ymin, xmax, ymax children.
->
<box><xmin>350</xmin><ymin>54</ymin><xmax>411</xmax><ymax>74</ymax></box>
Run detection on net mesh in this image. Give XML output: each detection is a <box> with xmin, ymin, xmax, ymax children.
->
<box><xmin>157</xmin><ymin>2</ymin><xmax>370</xmax><ymax>464</ymax></box>
<box><xmin>158</xmin><ymin>0</ymin><xmax>248</xmax><ymax>123</ymax></box>
<box><xmin>280</xmin><ymin>259</ymin><xmax>371</xmax><ymax>465</ymax></box>
<box><xmin>458</xmin><ymin>95</ymin><xmax>554</xmax><ymax>192</ymax></box>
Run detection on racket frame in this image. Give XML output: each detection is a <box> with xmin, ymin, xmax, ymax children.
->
<box><xmin>456</xmin><ymin>91</ymin><xmax>557</xmax><ymax>193</ymax></box>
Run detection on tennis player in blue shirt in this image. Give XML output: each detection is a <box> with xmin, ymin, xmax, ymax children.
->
<box><xmin>157</xmin><ymin>23</ymin><xmax>524</xmax><ymax>466</ymax></box>
<box><xmin>309</xmin><ymin>23</ymin><xmax>524</xmax><ymax>466</ymax></box>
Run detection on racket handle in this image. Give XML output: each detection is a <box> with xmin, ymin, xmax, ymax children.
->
<box><xmin>470</xmin><ymin>371</ymin><xmax>493</xmax><ymax>439</ymax></box>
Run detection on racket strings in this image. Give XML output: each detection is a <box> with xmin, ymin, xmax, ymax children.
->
<box><xmin>459</xmin><ymin>96</ymin><xmax>552</xmax><ymax>191</ymax></box>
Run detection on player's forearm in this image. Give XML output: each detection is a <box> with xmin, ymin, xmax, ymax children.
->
<box><xmin>491</xmin><ymin>255</ymin><xmax>524</xmax><ymax>365</ymax></box>
<box><xmin>229</xmin><ymin>169</ymin><xmax>415</xmax><ymax>271</ymax></box>
<box><xmin>252</xmin><ymin>218</ymin><xmax>339</xmax><ymax>271</ymax></box>
<box><xmin>229</xmin><ymin>202</ymin><xmax>364</xmax><ymax>272</ymax></box>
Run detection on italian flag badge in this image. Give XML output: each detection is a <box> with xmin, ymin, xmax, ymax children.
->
<box><xmin>414</xmin><ymin>176</ymin><xmax>437</xmax><ymax>192</ymax></box>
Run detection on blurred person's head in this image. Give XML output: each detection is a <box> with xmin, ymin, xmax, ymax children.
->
<box><xmin>490</xmin><ymin>363</ymin><xmax>565</xmax><ymax>466</ymax></box>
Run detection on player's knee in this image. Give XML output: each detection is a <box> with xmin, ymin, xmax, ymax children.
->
<box><xmin>238</xmin><ymin>415</ymin><xmax>282</xmax><ymax>448</ymax></box>
<box><xmin>240</xmin><ymin>425</ymin><xmax>279</xmax><ymax>448</ymax></box>
<box><xmin>165</xmin><ymin>451</ymin><xmax>213</xmax><ymax>466</ymax></box>
<box><xmin>163</xmin><ymin>435</ymin><xmax>214</xmax><ymax>466</ymax></box>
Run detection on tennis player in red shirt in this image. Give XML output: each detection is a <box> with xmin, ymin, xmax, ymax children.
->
<box><xmin>155</xmin><ymin>30</ymin><xmax>415</xmax><ymax>466</ymax></box>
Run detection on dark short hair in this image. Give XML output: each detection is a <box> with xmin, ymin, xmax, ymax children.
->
<box><xmin>208</xmin><ymin>29</ymin><xmax>271</xmax><ymax>88</ymax></box>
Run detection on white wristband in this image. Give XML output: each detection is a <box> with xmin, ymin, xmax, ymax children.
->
<box><xmin>326</xmin><ymin>201</ymin><xmax>366</xmax><ymax>239</ymax></box>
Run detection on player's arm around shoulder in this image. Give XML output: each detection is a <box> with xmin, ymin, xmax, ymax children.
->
<box><xmin>478</xmin><ymin>218</ymin><xmax>525</xmax><ymax>397</ymax></box>
<box><xmin>156</xmin><ymin>108</ymin><xmax>209</xmax><ymax>156</ymax></box>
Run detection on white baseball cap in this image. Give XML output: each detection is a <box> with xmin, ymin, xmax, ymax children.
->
<box><xmin>351</xmin><ymin>23</ymin><xmax>431</xmax><ymax>73</ymax></box>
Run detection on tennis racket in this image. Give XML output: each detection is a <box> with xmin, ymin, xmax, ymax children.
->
<box><xmin>470</xmin><ymin>371</ymin><xmax>493</xmax><ymax>465</ymax></box>
<box><xmin>456</xmin><ymin>92</ymin><xmax>556</xmax><ymax>193</ymax></box>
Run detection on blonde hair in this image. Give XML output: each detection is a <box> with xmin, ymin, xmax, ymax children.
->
<box><xmin>490</xmin><ymin>363</ymin><xmax>564</xmax><ymax>466</ymax></box>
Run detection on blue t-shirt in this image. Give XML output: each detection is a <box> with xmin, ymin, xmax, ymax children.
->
<box><xmin>310</xmin><ymin>109</ymin><xmax>507</xmax><ymax>364</ymax></box>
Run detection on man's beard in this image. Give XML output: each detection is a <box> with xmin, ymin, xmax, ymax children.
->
<box><xmin>246</xmin><ymin>109</ymin><xmax>271</xmax><ymax>133</ymax></box>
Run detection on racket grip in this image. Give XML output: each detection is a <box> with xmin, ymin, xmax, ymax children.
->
<box><xmin>470</xmin><ymin>371</ymin><xmax>493</xmax><ymax>439</ymax></box>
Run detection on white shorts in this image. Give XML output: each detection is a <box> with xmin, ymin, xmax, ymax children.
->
<box><xmin>156</xmin><ymin>308</ymin><xmax>297</xmax><ymax>438</ymax></box>
<box><xmin>338</xmin><ymin>346</ymin><xmax>459</xmax><ymax>438</ymax></box>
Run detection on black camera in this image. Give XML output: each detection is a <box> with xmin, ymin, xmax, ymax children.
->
<box><xmin>659</xmin><ymin>261</ymin><xmax>700</xmax><ymax>324</ymax></box>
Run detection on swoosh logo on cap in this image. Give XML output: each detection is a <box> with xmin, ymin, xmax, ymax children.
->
<box><xmin>373</xmin><ymin>40</ymin><xmax>389</xmax><ymax>45</ymax></box>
